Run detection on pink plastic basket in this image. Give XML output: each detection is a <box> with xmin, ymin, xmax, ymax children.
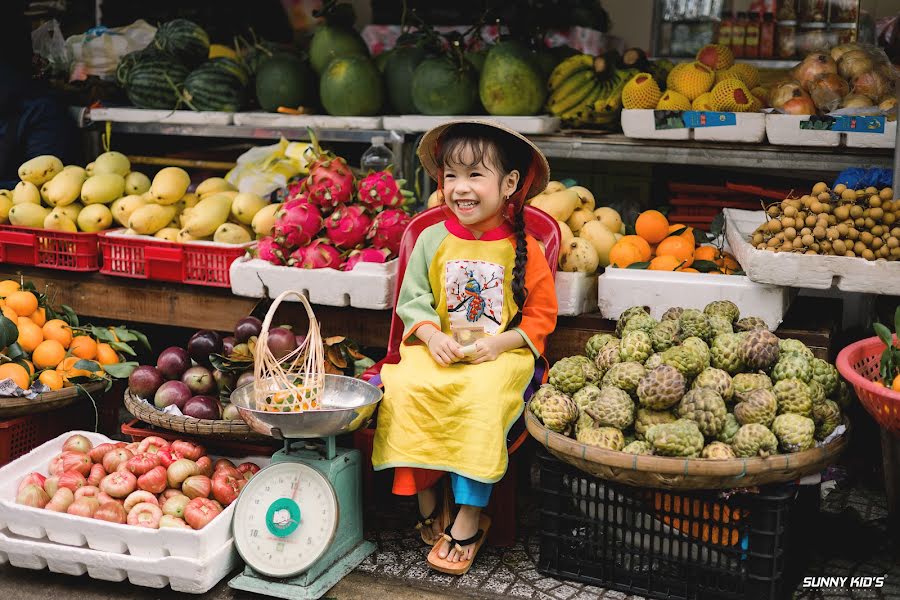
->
<box><xmin>836</xmin><ymin>335</ymin><xmax>900</xmax><ymax>434</ymax></box>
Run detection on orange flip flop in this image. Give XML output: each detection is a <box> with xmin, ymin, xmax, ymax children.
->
<box><xmin>427</xmin><ymin>514</ymin><xmax>491</xmax><ymax>576</ymax></box>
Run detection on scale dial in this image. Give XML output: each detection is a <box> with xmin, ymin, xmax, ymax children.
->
<box><xmin>233</xmin><ymin>462</ymin><xmax>339</xmax><ymax>578</ymax></box>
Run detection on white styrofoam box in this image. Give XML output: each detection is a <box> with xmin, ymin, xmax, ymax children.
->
<box><xmin>230</xmin><ymin>255</ymin><xmax>398</xmax><ymax>310</ymax></box>
<box><xmin>692</xmin><ymin>112</ymin><xmax>766</xmax><ymax>143</ymax></box>
<box><xmin>0</xmin><ymin>527</ymin><xmax>235</xmax><ymax>594</ymax></box>
<box><xmin>597</xmin><ymin>267</ymin><xmax>793</xmax><ymax>330</ymax></box>
<box><xmin>381</xmin><ymin>115</ymin><xmax>561</xmax><ymax>135</ymax></box>
<box><xmin>555</xmin><ymin>271</ymin><xmax>598</xmax><ymax>316</ymax></box>
<box><xmin>89</xmin><ymin>107</ymin><xmax>234</xmax><ymax>126</ymax></box>
<box><xmin>621</xmin><ymin>109</ymin><xmax>691</xmax><ymax>140</ymax></box>
<box><xmin>765</xmin><ymin>114</ymin><xmax>841</xmax><ymax>146</ymax></box>
<box><xmin>725</xmin><ymin>208</ymin><xmax>900</xmax><ymax>295</ymax></box>
<box><xmin>233</xmin><ymin>112</ymin><xmax>383</xmax><ymax>130</ymax></box>
<box><xmin>0</xmin><ymin>431</ymin><xmax>268</xmax><ymax>560</ymax></box>
<box><xmin>844</xmin><ymin>119</ymin><xmax>897</xmax><ymax>148</ymax></box>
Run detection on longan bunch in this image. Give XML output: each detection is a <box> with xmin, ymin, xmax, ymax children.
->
<box><xmin>751</xmin><ymin>183</ymin><xmax>899</xmax><ymax>261</ymax></box>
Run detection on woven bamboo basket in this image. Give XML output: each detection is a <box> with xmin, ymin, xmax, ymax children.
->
<box><xmin>0</xmin><ymin>381</ymin><xmax>107</xmax><ymax>419</ymax></box>
<box><xmin>525</xmin><ymin>407</ymin><xmax>848</xmax><ymax>490</ymax></box>
<box><xmin>124</xmin><ymin>389</ymin><xmax>270</xmax><ymax>441</ymax></box>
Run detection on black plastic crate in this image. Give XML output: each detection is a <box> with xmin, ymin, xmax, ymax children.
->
<box><xmin>536</xmin><ymin>450</ymin><xmax>800</xmax><ymax>600</ymax></box>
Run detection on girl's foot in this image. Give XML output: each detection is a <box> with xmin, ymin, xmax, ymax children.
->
<box><xmin>438</xmin><ymin>505</ymin><xmax>481</xmax><ymax>563</ymax></box>
<box><xmin>416</xmin><ymin>487</ymin><xmax>444</xmax><ymax>544</ymax></box>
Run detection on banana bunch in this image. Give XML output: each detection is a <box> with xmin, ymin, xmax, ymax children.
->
<box><xmin>546</xmin><ymin>54</ymin><xmax>636</xmax><ymax>129</ymax></box>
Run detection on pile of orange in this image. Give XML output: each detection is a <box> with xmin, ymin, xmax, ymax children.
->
<box><xmin>0</xmin><ymin>280</ymin><xmax>119</xmax><ymax>392</ymax></box>
<box><xmin>607</xmin><ymin>210</ymin><xmax>742</xmax><ymax>273</ymax></box>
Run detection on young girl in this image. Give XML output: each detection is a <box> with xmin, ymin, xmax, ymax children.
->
<box><xmin>372</xmin><ymin>120</ymin><xmax>557</xmax><ymax>575</ymax></box>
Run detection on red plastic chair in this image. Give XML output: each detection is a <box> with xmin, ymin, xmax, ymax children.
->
<box><xmin>354</xmin><ymin>205</ymin><xmax>560</xmax><ymax>546</ymax></box>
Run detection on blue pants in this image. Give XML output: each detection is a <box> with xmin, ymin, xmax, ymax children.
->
<box><xmin>449</xmin><ymin>474</ymin><xmax>493</xmax><ymax>508</ymax></box>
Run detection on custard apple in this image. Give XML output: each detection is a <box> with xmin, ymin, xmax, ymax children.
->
<box><xmin>575</xmin><ymin>411</ymin><xmax>596</xmax><ymax>436</ymax></box>
<box><xmin>634</xmin><ymin>407</ymin><xmax>678</xmax><ymax>440</ymax></box>
<box><xmin>535</xmin><ymin>388</ymin><xmax>578</xmax><ymax>434</ymax></box>
<box><xmin>710</xmin><ymin>333</ymin><xmax>745</xmax><ymax>375</ymax></box>
<box><xmin>549</xmin><ymin>357</ymin><xmax>587</xmax><ymax>394</ymax></box>
<box><xmin>594</xmin><ymin>340</ymin><xmax>623</xmax><ymax>374</ymax></box>
<box><xmin>645</xmin><ymin>353</ymin><xmax>664</xmax><ymax>369</ymax></box>
<box><xmin>622</xmin><ymin>312</ymin><xmax>658</xmax><ymax>336</ymax></box>
<box><xmin>716</xmin><ymin>413</ymin><xmax>741</xmax><ymax>444</ymax></box>
<box><xmin>677</xmin><ymin>388</ymin><xmax>728</xmax><ymax>437</ymax></box>
<box><xmin>529</xmin><ymin>384</ymin><xmax>559</xmax><ymax>420</ymax></box>
<box><xmin>708</xmin><ymin>314</ymin><xmax>735</xmax><ymax>339</ymax></box>
<box><xmin>771</xmin><ymin>355</ymin><xmax>813</xmax><ymax>383</ymax></box>
<box><xmin>651</xmin><ymin>320</ymin><xmax>681</xmax><ymax>353</ymax></box>
<box><xmin>636</xmin><ymin>365</ymin><xmax>686</xmax><ymax>410</ymax></box>
<box><xmin>623</xmin><ymin>433</ymin><xmax>637</xmax><ymax>446</ymax></box>
<box><xmin>773</xmin><ymin>378</ymin><xmax>813</xmax><ymax>417</ymax></box>
<box><xmin>738</xmin><ymin>329</ymin><xmax>780</xmax><ymax>371</ymax></box>
<box><xmin>679</xmin><ymin>310</ymin><xmax>712</xmax><ymax>342</ymax></box>
<box><xmin>572</xmin><ymin>384</ymin><xmax>602</xmax><ymax>411</ymax></box>
<box><xmin>681</xmin><ymin>336</ymin><xmax>711</xmax><ymax>369</ymax></box>
<box><xmin>810</xmin><ymin>358</ymin><xmax>839</xmax><ymax>397</ymax></box>
<box><xmin>570</xmin><ymin>355</ymin><xmax>602</xmax><ymax>385</ymax></box>
<box><xmin>733</xmin><ymin>373</ymin><xmax>773</xmax><ymax>401</ymax></box>
<box><xmin>662</xmin><ymin>307</ymin><xmax>685</xmax><ymax>321</ymax></box>
<box><xmin>772</xmin><ymin>413</ymin><xmax>815</xmax><ymax>453</ymax></box>
<box><xmin>735</xmin><ymin>316</ymin><xmax>768</xmax><ymax>332</ymax></box>
<box><xmin>701</xmin><ymin>441</ymin><xmax>737</xmax><ymax>460</ymax></box>
<box><xmin>616</xmin><ymin>306</ymin><xmax>650</xmax><ymax>336</ymax></box>
<box><xmin>622</xmin><ymin>440</ymin><xmax>654</xmax><ymax>455</ymax></box>
<box><xmin>576</xmin><ymin>426</ymin><xmax>625</xmax><ymax>450</ymax></box>
<box><xmin>807</xmin><ymin>379</ymin><xmax>826</xmax><ymax>406</ymax></box>
<box><xmin>731</xmin><ymin>423</ymin><xmax>779</xmax><ymax>458</ymax></box>
<box><xmin>692</xmin><ymin>367</ymin><xmax>734</xmax><ymax>403</ymax></box>
<box><xmin>585</xmin><ymin>333</ymin><xmax>617</xmax><ymax>361</ymax></box>
<box><xmin>661</xmin><ymin>345</ymin><xmax>705</xmax><ymax>379</ymax></box>
<box><xmin>733</xmin><ymin>388</ymin><xmax>777</xmax><ymax>427</ymax></box>
<box><xmin>584</xmin><ymin>386</ymin><xmax>635</xmax><ymax>430</ymax></box>
<box><xmin>620</xmin><ymin>330</ymin><xmax>653</xmax><ymax>364</ymax></box>
<box><xmin>813</xmin><ymin>399</ymin><xmax>842</xmax><ymax>441</ymax></box>
<box><xmin>602</xmin><ymin>361</ymin><xmax>646</xmax><ymax>396</ymax></box>
<box><xmin>779</xmin><ymin>338</ymin><xmax>814</xmax><ymax>361</ymax></box>
<box><xmin>646</xmin><ymin>419</ymin><xmax>705</xmax><ymax>457</ymax></box>
<box><xmin>704</xmin><ymin>300</ymin><xmax>740</xmax><ymax>323</ymax></box>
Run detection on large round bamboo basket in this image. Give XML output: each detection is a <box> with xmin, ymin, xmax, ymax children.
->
<box><xmin>0</xmin><ymin>381</ymin><xmax>107</xmax><ymax>419</ymax></box>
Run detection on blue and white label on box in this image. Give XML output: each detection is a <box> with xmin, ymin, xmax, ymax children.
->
<box><xmin>798</xmin><ymin>115</ymin><xmax>886</xmax><ymax>134</ymax></box>
<box><xmin>682</xmin><ymin>111</ymin><xmax>738</xmax><ymax>128</ymax></box>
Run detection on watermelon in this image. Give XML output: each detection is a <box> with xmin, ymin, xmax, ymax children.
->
<box><xmin>153</xmin><ymin>19</ymin><xmax>209</xmax><ymax>68</ymax></box>
<box><xmin>126</xmin><ymin>60</ymin><xmax>190</xmax><ymax>109</ymax></box>
<box><xmin>255</xmin><ymin>53</ymin><xmax>316</xmax><ymax>112</ymax></box>
<box><xmin>208</xmin><ymin>57</ymin><xmax>250</xmax><ymax>86</ymax></box>
<box><xmin>479</xmin><ymin>41</ymin><xmax>546</xmax><ymax>116</ymax></box>
<box><xmin>411</xmin><ymin>57</ymin><xmax>479</xmax><ymax>115</ymax></box>
<box><xmin>116</xmin><ymin>47</ymin><xmax>168</xmax><ymax>86</ymax></box>
<box><xmin>309</xmin><ymin>26</ymin><xmax>368</xmax><ymax>75</ymax></box>
<box><xmin>319</xmin><ymin>55</ymin><xmax>383</xmax><ymax>116</ymax></box>
<box><xmin>182</xmin><ymin>64</ymin><xmax>247</xmax><ymax>112</ymax></box>
<box><xmin>384</xmin><ymin>46</ymin><xmax>426</xmax><ymax>114</ymax></box>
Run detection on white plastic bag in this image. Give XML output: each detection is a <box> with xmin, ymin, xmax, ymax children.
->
<box><xmin>66</xmin><ymin>19</ymin><xmax>156</xmax><ymax>81</ymax></box>
<box><xmin>31</xmin><ymin>20</ymin><xmax>70</xmax><ymax>77</ymax></box>
<box><xmin>226</xmin><ymin>139</ymin><xmax>311</xmax><ymax>197</ymax></box>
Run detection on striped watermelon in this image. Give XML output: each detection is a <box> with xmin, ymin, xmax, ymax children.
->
<box><xmin>126</xmin><ymin>60</ymin><xmax>190</xmax><ymax>109</ymax></box>
<box><xmin>116</xmin><ymin>47</ymin><xmax>168</xmax><ymax>86</ymax></box>
<box><xmin>153</xmin><ymin>19</ymin><xmax>209</xmax><ymax>68</ymax></box>
<box><xmin>182</xmin><ymin>63</ymin><xmax>247</xmax><ymax>112</ymax></box>
<box><xmin>208</xmin><ymin>57</ymin><xmax>250</xmax><ymax>87</ymax></box>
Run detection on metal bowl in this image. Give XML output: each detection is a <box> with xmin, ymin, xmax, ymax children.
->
<box><xmin>230</xmin><ymin>375</ymin><xmax>382</xmax><ymax>439</ymax></box>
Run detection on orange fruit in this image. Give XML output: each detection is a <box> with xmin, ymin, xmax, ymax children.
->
<box><xmin>23</xmin><ymin>361</ymin><xmax>34</xmax><ymax>376</ymax></box>
<box><xmin>649</xmin><ymin>255</ymin><xmax>683</xmax><ymax>271</ymax></box>
<box><xmin>4</xmin><ymin>291</ymin><xmax>37</xmax><ymax>319</ymax></box>
<box><xmin>0</xmin><ymin>363</ymin><xmax>30</xmax><ymax>389</ymax></box>
<box><xmin>16</xmin><ymin>320</ymin><xmax>43</xmax><ymax>353</ymax></box>
<box><xmin>656</xmin><ymin>236</ymin><xmax>695</xmax><ymax>267</ymax></box>
<box><xmin>723</xmin><ymin>255</ymin><xmax>740</xmax><ymax>271</ymax></box>
<box><xmin>694</xmin><ymin>246</ymin><xmax>721</xmax><ymax>262</ymax></box>
<box><xmin>635</xmin><ymin>210</ymin><xmax>670</xmax><ymax>244</ymax></box>
<box><xmin>608</xmin><ymin>240</ymin><xmax>644</xmax><ymax>268</ymax></box>
<box><xmin>0</xmin><ymin>280</ymin><xmax>20</xmax><ymax>298</ymax></box>
<box><xmin>56</xmin><ymin>356</ymin><xmax>94</xmax><ymax>379</ymax></box>
<box><xmin>1</xmin><ymin>306</ymin><xmax>17</xmax><ymax>322</ymax></box>
<box><xmin>892</xmin><ymin>374</ymin><xmax>900</xmax><ymax>392</ymax></box>
<box><xmin>96</xmin><ymin>343</ymin><xmax>119</xmax><ymax>366</ymax></box>
<box><xmin>69</xmin><ymin>336</ymin><xmax>98</xmax><ymax>360</ymax></box>
<box><xmin>678</xmin><ymin>267</ymin><xmax>700</xmax><ymax>273</ymax></box>
<box><xmin>620</xmin><ymin>235</ymin><xmax>652</xmax><ymax>262</ymax></box>
<box><xmin>32</xmin><ymin>339</ymin><xmax>66</xmax><ymax>370</ymax></box>
<box><xmin>706</xmin><ymin>269</ymin><xmax>724</xmax><ymax>275</ymax></box>
<box><xmin>29</xmin><ymin>308</ymin><xmax>46</xmax><ymax>327</ymax></box>
<box><xmin>42</xmin><ymin>319</ymin><xmax>73</xmax><ymax>349</ymax></box>
<box><xmin>668</xmin><ymin>223</ymin><xmax>695</xmax><ymax>245</ymax></box>
<box><xmin>39</xmin><ymin>369</ymin><xmax>64</xmax><ymax>391</ymax></box>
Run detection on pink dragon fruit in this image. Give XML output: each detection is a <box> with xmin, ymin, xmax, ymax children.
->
<box><xmin>282</xmin><ymin>189</ymin><xmax>310</xmax><ymax>212</ymax></box>
<box><xmin>286</xmin><ymin>246</ymin><xmax>310</xmax><ymax>267</ymax></box>
<box><xmin>283</xmin><ymin>177</ymin><xmax>307</xmax><ymax>203</ymax></box>
<box><xmin>273</xmin><ymin>203</ymin><xmax>323</xmax><ymax>249</ymax></box>
<box><xmin>256</xmin><ymin>237</ymin><xmax>288</xmax><ymax>265</ymax></box>
<box><xmin>367</xmin><ymin>209</ymin><xmax>411</xmax><ymax>257</ymax></box>
<box><xmin>303</xmin><ymin>134</ymin><xmax>354</xmax><ymax>212</ymax></box>
<box><xmin>324</xmin><ymin>205</ymin><xmax>372</xmax><ymax>249</ymax></box>
<box><xmin>298</xmin><ymin>239</ymin><xmax>342</xmax><ymax>269</ymax></box>
<box><xmin>357</xmin><ymin>171</ymin><xmax>414</xmax><ymax>211</ymax></box>
<box><xmin>342</xmin><ymin>248</ymin><xmax>390</xmax><ymax>271</ymax></box>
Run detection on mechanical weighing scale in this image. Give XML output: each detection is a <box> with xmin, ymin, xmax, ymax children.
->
<box><xmin>227</xmin><ymin>374</ymin><xmax>382</xmax><ymax>599</ymax></box>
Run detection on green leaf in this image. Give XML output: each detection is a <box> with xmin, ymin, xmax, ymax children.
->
<box><xmin>894</xmin><ymin>307</ymin><xmax>900</xmax><ymax>344</ymax></box>
<box><xmin>881</xmin><ymin>347</ymin><xmax>893</xmax><ymax>382</ymax></box>
<box><xmin>109</xmin><ymin>341</ymin><xmax>136</xmax><ymax>356</ymax></box>
<box><xmin>710</xmin><ymin>213</ymin><xmax>725</xmax><ymax>237</ymax></box>
<box><xmin>61</xmin><ymin>305</ymin><xmax>78</xmax><ymax>327</ymax></box>
<box><xmin>0</xmin><ymin>315</ymin><xmax>18</xmax><ymax>349</ymax></box>
<box><xmin>102</xmin><ymin>361</ymin><xmax>139</xmax><ymax>379</ymax></box>
<box><xmin>874</xmin><ymin>322</ymin><xmax>893</xmax><ymax>347</ymax></box>
<box><xmin>693</xmin><ymin>229</ymin><xmax>712</xmax><ymax>245</ymax></box>
<box><xmin>90</xmin><ymin>325</ymin><xmax>115</xmax><ymax>342</ymax></box>
<box><xmin>4</xmin><ymin>343</ymin><xmax>25</xmax><ymax>360</ymax></box>
<box><xmin>625</xmin><ymin>261</ymin><xmax>650</xmax><ymax>269</ymax></box>
<box><xmin>131</xmin><ymin>330</ymin><xmax>152</xmax><ymax>352</ymax></box>
<box><xmin>74</xmin><ymin>359</ymin><xmax>101</xmax><ymax>372</ymax></box>
<box><xmin>730</xmin><ymin>270</ymin><xmax>746</xmax><ymax>276</ymax></box>
<box><xmin>692</xmin><ymin>260</ymin><xmax>722</xmax><ymax>273</ymax></box>
<box><xmin>667</xmin><ymin>226</ymin><xmax>688</xmax><ymax>238</ymax></box>
<box><xmin>114</xmin><ymin>326</ymin><xmax>137</xmax><ymax>342</ymax></box>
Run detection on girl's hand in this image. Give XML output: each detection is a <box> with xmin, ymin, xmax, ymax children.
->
<box><xmin>468</xmin><ymin>337</ymin><xmax>504</xmax><ymax>364</ymax></box>
<box><xmin>427</xmin><ymin>332</ymin><xmax>465</xmax><ymax>367</ymax></box>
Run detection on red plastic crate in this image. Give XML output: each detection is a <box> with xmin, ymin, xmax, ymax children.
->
<box><xmin>121</xmin><ymin>419</ymin><xmax>280</xmax><ymax>457</ymax></box>
<box><xmin>0</xmin><ymin>225</ymin><xmax>100</xmax><ymax>271</ymax></box>
<box><xmin>98</xmin><ymin>230</ymin><xmax>248</xmax><ymax>288</ymax></box>
<box><xmin>0</xmin><ymin>400</ymin><xmax>98</xmax><ymax>466</ymax></box>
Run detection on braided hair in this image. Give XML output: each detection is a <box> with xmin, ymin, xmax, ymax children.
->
<box><xmin>436</xmin><ymin>124</ymin><xmax>530</xmax><ymax>327</ymax></box>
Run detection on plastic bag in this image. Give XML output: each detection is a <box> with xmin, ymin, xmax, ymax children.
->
<box><xmin>65</xmin><ymin>19</ymin><xmax>156</xmax><ymax>81</ymax></box>
<box><xmin>31</xmin><ymin>20</ymin><xmax>70</xmax><ymax>77</ymax></box>
<box><xmin>226</xmin><ymin>138</ymin><xmax>312</xmax><ymax>198</ymax></box>
<box><xmin>832</xmin><ymin>168</ymin><xmax>892</xmax><ymax>190</ymax></box>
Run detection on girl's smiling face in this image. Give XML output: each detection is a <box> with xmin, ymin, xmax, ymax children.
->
<box><xmin>442</xmin><ymin>142</ymin><xmax>519</xmax><ymax>234</ymax></box>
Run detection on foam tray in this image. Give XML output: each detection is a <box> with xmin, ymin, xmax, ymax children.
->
<box><xmin>621</xmin><ymin>109</ymin><xmax>691</xmax><ymax>140</ymax></box>
<box><xmin>764</xmin><ymin>114</ymin><xmax>841</xmax><ymax>147</ymax></box>
<box><xmin>233</xmin><ymin>112</ymin><xmax>383</xmax><ymax>130</ymax></box>
<box><xmin>844</xmin><ymin>118</ymin><xmax>897</xmax><ymax>148</ymax></box>
<box><xmin>555</xmin><ymin>271</ymin><xmax>598</xmax><ymax>316</ymax></box>
<box><xmin>89</xmin><ymin>107</ymin><xmax>234</xmax><ymax>126</ymax></box>
<box><xmin>382</xmin><ymin>115</ymin><xmax>560</xmax><ymax>135</ymax></box>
